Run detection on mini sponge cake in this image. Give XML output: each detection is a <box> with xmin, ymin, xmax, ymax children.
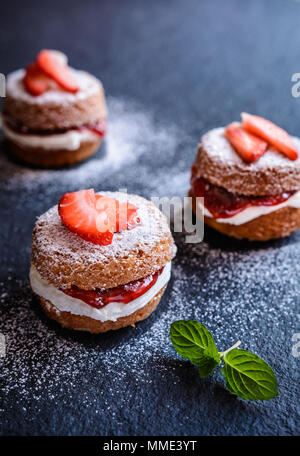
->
<box><xmin>190</xmin><ymin>114</ymin><xmax>300</xmax><ymax>241</ymax></box>
<box><xmin>2</xmin><ymin>50</ymin><xmax>107</xmax><ymax>167</ymax></box>
<box><xmin>30</xmin><ymin>190</ymin><xmax>176</xmax><ymax>333</ymax></box>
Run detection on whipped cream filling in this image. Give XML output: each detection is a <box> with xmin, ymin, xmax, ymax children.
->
<box><xmin>198</xmin><ymin>191</ymin><xmax>300</xmax><ymax>225</ymax></box>
<box><xmin>30</xmin><ymin>263</ymin><xmax>171</xmax><ymax>322</ymax></box>
<box><xmin>2</xmin><ymin>119</ymin><xmax>100</xmax><ymax>151</ymax></box>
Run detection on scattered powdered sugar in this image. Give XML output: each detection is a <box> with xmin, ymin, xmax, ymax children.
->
<box><xmin>0</xmin><ymin>96</ymin><xmax>191</xmax><ymax>195</ymax></box>
<box><xmin>0</xmin><ymin>232</ymin><xmax>299</xmax><ymax>434</ymax></box>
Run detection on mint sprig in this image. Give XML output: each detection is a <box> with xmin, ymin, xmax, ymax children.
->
<box><xmin>170</xmin><ymin>320</ymin><xmax>278</xmax><ymax>401</ymax></box>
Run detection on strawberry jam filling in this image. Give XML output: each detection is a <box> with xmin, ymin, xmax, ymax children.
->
<box><xmin>24</xmin><ymin>50</ymin><xmax>79</xmax><ymax>95</ymax></box>
<box><xmin>62</xmin><ymin>268</ymin><xmax>163</xmax><ymax>309</ymax></box>
<box><xmin>4</xmin><ymin>116</ymin><xmax>106</xmax><ymax>138</ymax></box>
<box><xmin>191</xmin><ymin>166</ymin><xmax>295</xmax><ymax>219</ymax></box>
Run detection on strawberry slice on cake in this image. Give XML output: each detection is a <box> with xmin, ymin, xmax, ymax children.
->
<box><xmin>59</xmin><ymin>189</ymin><xmax>114</xmax><ymax>246</ymax></box>
<box><xmin>36</xmin><ymin>50</ymin><xmax>79</xmax><ymax>94</ymax></box>
<box><xmin>224</xmin><ymin>122</ymin><xmax>268</xmax><ymax>163</ymax></box>
<box><xmin>58</xmin><ymin>189</ymin><xmax>141</xmax><ymax>245</ymax></box>
<box><xmin>241</xmin><ymin>113</ymin><xmax>298</xmax><ymax>161</ymax></box>
<box><xmin>24</xmin><ymin>63</ymin><xmax>54</xmax><ymax>96</ymax></box>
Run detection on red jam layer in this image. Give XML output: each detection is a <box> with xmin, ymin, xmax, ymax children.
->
<box><xmin>4</xmin><ymin>116</ymin><xmax>106</xmax><ymax>138</ymax></box>
<box><xmin>62</xmin><ymin>268</ymin><xmax>163</xmax><ymax>309</ymax></box>
<box><xmin>79</xmin><ymin>120</ymin><xmax>106</xmax><ymax>138</ymax></box>
<box><xmin>191</xmin><ymin>167</ymin><xmax>295</xmax><ymax>219</ymax></box>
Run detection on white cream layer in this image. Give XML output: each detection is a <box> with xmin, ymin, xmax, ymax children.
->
<box><xmin>30</xmin><ymin>263</ymin><xmax>171</xmax><ymax>322</ymax></box>
<box><xmin>198</xmin><ymin>191</ymin><xmax>300</xmax><ymax>225</ymax></box>
<box><xmin>2</xmin><ymin>119</ymin><xmax>100</xmax><ymax>151</ymax></box>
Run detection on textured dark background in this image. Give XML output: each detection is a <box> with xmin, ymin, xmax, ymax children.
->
<box><xmin>0</xmin><ymin>0</ymin><xmax>299</xmax><ymax>436</ymax></box>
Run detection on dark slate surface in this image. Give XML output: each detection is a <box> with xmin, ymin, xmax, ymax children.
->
<box><xmin>0</xmin><ymin>0</ymin><xmax>299</xmax><ymax>436</ymax></box>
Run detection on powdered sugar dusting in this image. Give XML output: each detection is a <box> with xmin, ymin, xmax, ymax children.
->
<box><xmin>202</xmin><ymin>127</ymin><xmax>300</xmax><ymax>171</ymax></box>
<box><xmin>0</xmin><ymin>98</ymin><xmax>298</xmax><ymax>435</ymax></box>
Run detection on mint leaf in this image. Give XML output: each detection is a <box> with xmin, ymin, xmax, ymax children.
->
<box><xmin>222</xmin><ymin>349</ymin><xmax>278</xmax><ymax>401</ymax></box>
<box><xmin>170</xmin><ymin>320</ymin><xmax>220</xmax><ymax>377</ymax></box>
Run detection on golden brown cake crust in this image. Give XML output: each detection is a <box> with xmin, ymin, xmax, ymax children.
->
<box><xmin>31</xmin><ymin>192</ymin><xmax>176</xmax><ymax>290</ymax></box>
<box><xmin>7</xmin><ymin>138</ymin><xmax>101</xmax><ymax>167</ymax></box>
<box><xmin>193</xmin><ymin>127</ymin><xmax>300</xmax><ymax>196</ymax></box>
<box><xmin>189</xmin><ymin>192</ymin><xmax>300</xmax><ymax>240</ymax></box>
<box><xmin>3</xmin><ymin>69</ymin><xmax>107</xmax><ymax>131</ymax></box>
<box><xmin>37</xmin><ymin>284</ymin><xmax>167</xmax><ymax>333</ymax></box>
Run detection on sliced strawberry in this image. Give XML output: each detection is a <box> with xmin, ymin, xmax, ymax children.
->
<box><xmin>224</xmin><ymin>122</ymin><xmax>268</xmax><ymax>163</ymax></box>
<box><xmin>59</xmin><ymin>190</ymin><xmax>140</xmax><ymax>245</ymax></box>
<box><xmin>95</xmin><ymin>195</ymin><xmax>140</xmax><ymax>231</ymax></box>
<box><xmin>241</xmin><ymin>112</ymin><xmax>298</xmax><ymax>161</ymax></box>
<box><xmin>37</xmin><ymin>49</ymin><xmax>79</xmax><ymax>93</ymax></box>
<box><xmin>58</xmin><ymin>189</ymin><xmax>114</xmax><ymax>245</ymax></box>
<box><xmin>95</xmin><ymin>211</ymin><xmax>114</xmax><ymax>245</ymax></box>
<box><xmin>23</xmin><ymin>63</ymin><xmax>53</xmax><ymax>96</ymax></box>
<box><xmin>48</xmin><ymin>50</ymin><xmax>68</xmax><ymax>66</ymax></box>
<box><xmin>96</xmin><ymin>196</ymin><xmax>117</xmax><ymax>228</ymax></box>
